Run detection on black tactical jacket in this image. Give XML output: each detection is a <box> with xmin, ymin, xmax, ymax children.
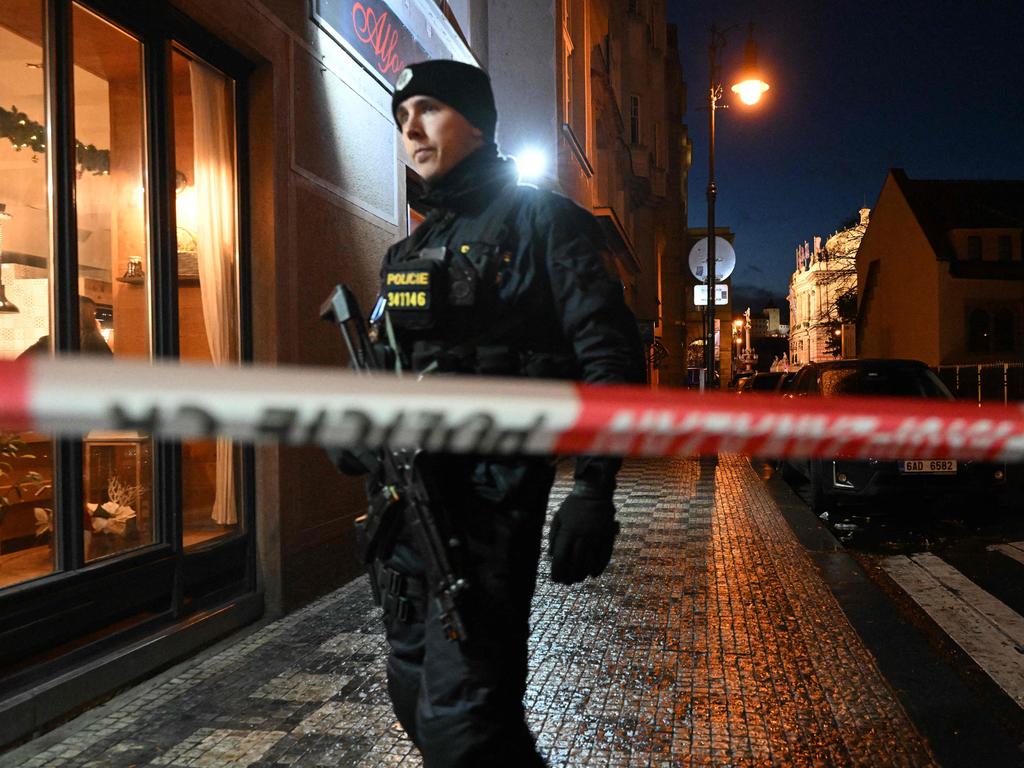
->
<box><xmin>380</xmin><ymin>145</ymin><xmax>645</xmax><ymax>496</ymax></box>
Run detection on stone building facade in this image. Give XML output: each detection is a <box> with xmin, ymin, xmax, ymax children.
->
<box><xmin>547</xmin><ymin>0</ymin><xmax>690</xmax><ymax>386</ymax></box>
<box><xmin>788</xmin><ymin>209</ymin><xmax>868</xmax><ymax>365</ymax></box>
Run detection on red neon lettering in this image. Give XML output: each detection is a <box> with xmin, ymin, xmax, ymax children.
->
<box><xmin>351</xmin><ymin>2</ymin><xmax>408</xmax><ymax>77</ymax></box>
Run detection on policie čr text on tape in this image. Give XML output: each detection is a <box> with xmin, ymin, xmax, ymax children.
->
<box><xmin>2</xmin><ymin>356</ymin><xmax>1024</xmax><ymax>463</ymax></box>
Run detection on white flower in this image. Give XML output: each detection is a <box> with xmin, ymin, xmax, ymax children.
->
<box><xmin>86</xmin><ymin>501</ymin><xmax>136</xmax><ymax>535</ymax></box>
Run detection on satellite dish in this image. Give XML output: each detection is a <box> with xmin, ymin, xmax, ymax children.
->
<box><xmin>688</xmin><ymin>237</ymin><xmax>736</xmax><ymax>282</ymax></box>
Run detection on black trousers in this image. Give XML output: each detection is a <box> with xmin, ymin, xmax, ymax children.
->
<box><xmin>378</xmin><ymin>459</ymin><xmax>554</xmax><ymax>767</ymax></box>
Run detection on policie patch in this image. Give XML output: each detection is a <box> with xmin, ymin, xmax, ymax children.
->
<box><xmin>384</xmin><ymin>266</ymin><xmax>432</xmax><ymax>311</ymax></box>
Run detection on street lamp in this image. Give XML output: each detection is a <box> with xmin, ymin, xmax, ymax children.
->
<box><xmin>704</xmin><ymin>23</ymin><xmax>769</xmax><ymax>389</ymax></box>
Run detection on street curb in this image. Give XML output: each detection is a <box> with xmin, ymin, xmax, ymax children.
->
<box><xmin>761</xmin><ymin>463</ymin><xmax>1024</xmax><ymax>768</ymax></box>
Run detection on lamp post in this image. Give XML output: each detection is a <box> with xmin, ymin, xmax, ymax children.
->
<box><xmin>704</xmin><ymin>23</ymin><xmax>768</xmax><ymax>388</ymax></box>
<box><xmin>732</xmin><ymin>318</ymin><xmax>744</xmax><ymax>368</ymax></box>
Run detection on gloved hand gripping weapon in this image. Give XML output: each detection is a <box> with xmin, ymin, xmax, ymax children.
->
<box><xmin>320</xmin><ymin>285</ymin><xmax>469</xmax><ymax>642</ymax></box>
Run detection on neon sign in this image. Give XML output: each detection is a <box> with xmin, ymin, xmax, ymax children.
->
<box><xmin>315</xmin><ymin>0</ymin><xmax>429</xmax><ymax>88</ymax></box>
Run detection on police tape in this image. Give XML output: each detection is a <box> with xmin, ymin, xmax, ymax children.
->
<box><xmin>2</xmin><ymin>356</ymin><xmax>1024</xmax><ymax>462</ymax></box>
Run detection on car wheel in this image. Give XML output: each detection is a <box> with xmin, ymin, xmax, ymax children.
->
<box><xmin>808</xmin><ymin>460</ymin><xmax>832</xmax><ymax>515</ymax></box>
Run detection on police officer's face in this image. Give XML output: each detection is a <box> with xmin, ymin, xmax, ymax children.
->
<box><xmin>396</xmin><ymin>96</ymin><xmax>484</xmax><ymax>181</ymax></box>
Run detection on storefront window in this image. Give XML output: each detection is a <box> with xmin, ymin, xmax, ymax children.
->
<box><xmin>172</xmin><ymin>49</ymin><xmax>240</xmax><ymax>547</ymax></box>
<box><xmin>0</xmin><ymin>1</ymin><xmax>57</xmax><ymax>588</ymax></box>
<box><xmin>73</xmin><ymin>4</ymin><xmax>154</xmax><ymax>561</ymax></box>
<box><xmin>1</xmin><ymin>3</ymin><xmax>247</xmax><ymax>587</ymax></box>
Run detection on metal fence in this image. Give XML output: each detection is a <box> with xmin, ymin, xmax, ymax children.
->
<box><xmin>934</xmin><ymin>363</ymin><xmax>1024</xmax><ymax>404</ymax></box>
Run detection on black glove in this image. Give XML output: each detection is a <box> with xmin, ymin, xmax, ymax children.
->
<box><xmin>548</xmin><ymin>490</ymin><xmax>619</xmax><ymax>584</ymax></box>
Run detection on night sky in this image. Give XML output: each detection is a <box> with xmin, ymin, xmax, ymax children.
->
<box><xmin>667</xmin><ymin>0</ymin><xmax>1024</xmax><ymax>310</ymax></box>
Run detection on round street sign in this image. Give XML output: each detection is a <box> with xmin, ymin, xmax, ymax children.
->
<box><xmin>688</xmin><ymin>237</ymin><xmax>736</xmax><ymax>282</ymax></box>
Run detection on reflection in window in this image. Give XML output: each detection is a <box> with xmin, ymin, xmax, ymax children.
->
<box><xmin>173</xmin><ymin>50</ymin><xmax>240</xmax><ymax>547</ymax></box>
<box><xmin>0</xmin><ymin>1</ymin><xmax>57</xmax><ymax>589</ymax></box>
<box><xmin>72</xmin><ymin>3</ymin><xmax>154</xmax><ymax>561</ymax></box>
<box><xmin>820</xmin><ymin>367</ymin><xmax>950</xmax><ymax>399</ymax></box>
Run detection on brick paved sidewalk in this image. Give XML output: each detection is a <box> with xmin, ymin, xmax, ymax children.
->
<box><xmin>1</xmin><ymin>456</ymin><xmax>936</xmax><ymax>767</ymax></box>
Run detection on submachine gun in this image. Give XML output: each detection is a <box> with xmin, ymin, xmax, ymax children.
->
<box><xmin>320</xmin><ymin>284</ymin><xmax>469</xmax><ymax>643</ymax></box>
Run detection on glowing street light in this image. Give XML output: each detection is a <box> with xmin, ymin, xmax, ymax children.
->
<box><xmin>730</xmin><ymin>24</ymin><xmax>770</xmax><ymax>106</ymax></box>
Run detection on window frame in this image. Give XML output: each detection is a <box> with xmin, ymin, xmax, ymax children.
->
<box><xmin>0</xmin><ymin>0</ymin><xmax>255</xmax><ymax>676</ymax></box>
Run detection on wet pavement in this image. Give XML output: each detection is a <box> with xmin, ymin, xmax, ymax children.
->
<box><xmin>0</xmin><ymin>456</ymin><xmax>936</xmax><ymax>767</ymax></box>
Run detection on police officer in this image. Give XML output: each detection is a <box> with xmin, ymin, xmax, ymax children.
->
<box><xmin>367</xmin><ymin>59</ymin><xmax>644</xmax><ymax>766</ymax></box>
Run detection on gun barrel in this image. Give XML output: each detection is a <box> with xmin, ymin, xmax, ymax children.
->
<box><xmin>321</xmin><ymin>284</ymin><xmax>379</xmax><ymax>372</ymax></box>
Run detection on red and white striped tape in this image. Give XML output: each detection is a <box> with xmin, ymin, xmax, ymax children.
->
<box><xmin>2</xmin><ymin>356</ymin><xmax>1023</xmax><ymax>462</ymax></box>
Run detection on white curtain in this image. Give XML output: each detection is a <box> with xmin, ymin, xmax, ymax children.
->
<box><xmin>190</xmin><ymin>60</ymin><xmax>238</xmax><ymax>525</ymax></box>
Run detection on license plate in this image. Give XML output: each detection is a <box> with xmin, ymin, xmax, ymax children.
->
<box><xmin>899</xmin><ymin>459</ymin><xmax>957</xmax><ymax>474</ymax></box>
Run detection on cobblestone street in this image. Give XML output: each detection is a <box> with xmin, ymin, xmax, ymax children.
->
<box><xmin>1</xmin><ymin>456</ymin><xmax>936</xmax><ymax>767</ymax></box>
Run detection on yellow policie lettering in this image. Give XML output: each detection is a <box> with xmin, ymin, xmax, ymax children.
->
<box><xmin>386</xmin><ymin>271</ymin><xmax>430</xmax><ymax>287</ymax></box>
<box><xmin>387</xmin><ymin>291</ymin><xmax>428</xmax><ymax>309</ymax></box>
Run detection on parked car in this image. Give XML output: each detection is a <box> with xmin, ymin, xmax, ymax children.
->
<box><xmin>779</xmin><ymin>359</ymin><xmax>1008</xmax><ymax>514</ymax></box>
<box><xmin>737</xmin><ymin>371</ymin><xmax>786</xmax><ymax>393</ymax></box>
<box><xmin>731</xmin><ymin>371</ymin><xmax>754</xmax><ymax>390</ymax></box>
<box><xmin>774</xmin><ymin>370</ymin><xmax>798</xmax><ymax>395</ymax></box>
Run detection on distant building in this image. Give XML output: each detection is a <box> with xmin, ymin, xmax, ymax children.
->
<box><xmin>747</xmin><ymin>304</ymin><xmax>781</xmax><ymax>340</ymax></box>
<box><xmin>788</xmin><ymin>209</ymin><xmax>868</xmax><ymax>365</ymax></box>
<box><xmin>857</xmin><ymin>169</ymin><xmax>1024</xmax><ymax>365</ymax></box>
<box><xmin>550</xmin><ymin>1</ymin><xmax>691</xmax><ymax>385</ymax></box>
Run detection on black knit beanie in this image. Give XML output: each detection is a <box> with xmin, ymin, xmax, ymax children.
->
<box><xmin>391</xmin><ymin>60</ymin><xmax>497</xmax><ymax>143</ymax></box>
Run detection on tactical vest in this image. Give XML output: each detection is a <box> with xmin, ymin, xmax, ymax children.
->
<box><xmin>376</xmin><ymin>186</ymin><xmax>576</xmax><ymax>380</ymax></box>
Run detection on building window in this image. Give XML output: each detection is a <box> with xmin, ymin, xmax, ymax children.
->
<box><xmin>994</xmin><ymin>308</ymin><xmax>1015</xmax><ymax>353</ymax></box>
<box><xmin>628</xmin><ymin>0</ymin><xmax>640</xmax><ymax>15</ymax></box>
<box><xmin>998</xmin><ymin>235</ymin><xmax>1012</xmax><ymax>262</ymax></box>
<box><xmin>967</xmin><ymin>235</ymin><xmax>982</xmax><ymax>261</ymax></box>
<box><xmin>630</xmin><ymin>95</ymin><xmax>640</xmax><ymax>145</ymax></box>
<box><xmin>73</xmin><ymin>4</ymin><xmax>155</xmax><ymax>563</ymax></box>
<box><xmin>968</xmin><ymin>308</ymin><xmax>990</xmax><ymax>353</ymax></box>
<box><xmin>172</xmin><ymin>49</ymin><xmax>242</xmax><ymax>546</ymax></box>
<box><xmin>0</xmin><ymin>2</ymin><xmax>245</xmax><ymax>588</ymax></box>
<box><xmin>0</xmin><ymin>0</ymin><xmax>54</xmax><ymax>587</ymax></box>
